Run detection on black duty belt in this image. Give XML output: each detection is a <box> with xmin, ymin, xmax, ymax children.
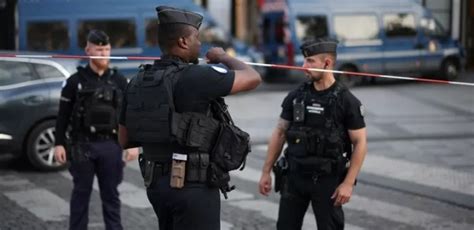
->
<box><xmin>152</xmin><ymin>162</ymin><xmax>171</xmax><ymax>177</ymax></box>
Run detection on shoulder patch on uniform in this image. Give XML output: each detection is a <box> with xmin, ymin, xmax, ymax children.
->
<box><xmin>211</xmin><ymin>66</ymin><xmax>228</xmax><ymax>74</ymax></box>
<box><xmin>359</xmin><ymin>105</ymin><xmax>365</xmax><ymax>117</ymax></box>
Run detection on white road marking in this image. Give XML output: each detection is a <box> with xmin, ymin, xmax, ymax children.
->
<box><xmin>4</xmin><ymin>189</ymin><xmax>69</xmax><ymax>222</ymax></box>
<box><xmin>60</xmin><ymin>171</ymin><xmax>151</xmax><ymax>209</ymax></box>
<box><xmin>362</xmin><ymin>154</ymin><xmax>474</xmax><ymax>196</ymax></box>
<box><xmin>1</xmin><ymin>175</ymin><xmax>69</xmax><ymax>222</ymax></box>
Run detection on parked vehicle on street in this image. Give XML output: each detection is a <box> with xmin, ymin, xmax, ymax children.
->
<box><xmin>259</xmin><ymin>0</ymin><xmax>466</xmax><ymax>86</ymax></box>
<box><xmin>0</xmin><ymin>53</ymin><xmax>78</xmax><ymax>171</ymax></box>
<box><xmin>17</xmin><ymin>0</ymin><xmax>264</xmax><ymax>77</ymax></box>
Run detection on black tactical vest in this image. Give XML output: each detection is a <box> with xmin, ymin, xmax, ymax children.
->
<box><xmin>71</xmin><ymin>67</ymin><xmax>122</xmax><ymax>138</ymax></box>
<box><xmin>125</xmin><ymin>61</ymin><xmax>220</xmax><ymax>152</ymax></box>
<box><xmin>285</xmin><ymin>82</ymin><xmax>351</xmax><ymax>159</ymax></box>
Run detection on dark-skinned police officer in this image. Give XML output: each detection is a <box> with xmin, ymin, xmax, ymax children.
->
<box><xmin>118</xmin><ymin>6</ymin><xmax>261</xmax><ymax>230</ymax></box>
<box><xmin>259</xmin><ymin>38</ymin><xmax>367</xmax><ymax>230</ymax></box>
<box><xmin>54</xmin><ymin>30</ymin><xmax>139</xmax><ymax>230</ymax></box>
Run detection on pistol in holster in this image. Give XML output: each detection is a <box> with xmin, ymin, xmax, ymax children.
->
<box><xmin>67</xmin><ymin>141</ymin><xmax>89</xmax><ymax>163</ymax></box>
<box><xmin>273</xmin><ymin>155</ymin><xmax>289</xmax><ymax>193</ymax></box>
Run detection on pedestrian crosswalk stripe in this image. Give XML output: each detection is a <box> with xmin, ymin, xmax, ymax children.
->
<box><xmin>60</xmin><ymin>171</ymin><xmax>150</xmax><ymax>209</ymax></box>
<box><xmin>220</xmin><ymin>220</ymin><xmax>233</xmax><ymax>230</ymax></box>
<box><xmin>4</xmin><ymin>189</ymin><xmax>69</xmax><ymax>222</ymax></box>
<box><xmin>227</xmin><ymin>160</ymin><xmax>473</xmax><ymax>230</ymax></box>
<box><xmin>348</xmin><ymin>195</ymin><xmax>473</xmax><ymax>230</ymax></box>
<box><xmin>362</xmin><ymin>155</ymin><xmax>474</xmax><ymax>196</ymax></box>
<box><xmin>227</xmin><ymin>198</ymin><xmax>364</xmax><ymax>230</ymax></box>
<box><xmin>1</xmin><ymin>175</ymin><xmax>69</xmax><ymax>222</ymax></box>
<box><xmin>254</xmin><ymin>144</ymin><xmax>474</xmax><ymax>197</ymax></box>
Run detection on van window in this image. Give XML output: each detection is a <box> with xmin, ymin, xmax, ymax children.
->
<box><xmin>384</xmin><ymin>13</ymin><xmax>417</xmax><ymax>37</ymax></box>
<box><xmin>295</xmin><ymin>16</ymin><xmax>328</xmax><ymax>41</ymax></box>
<box><xmin>27</xmin><ymin>21</ymin><xmax>69</xmax><ymax>51</ymax></box>
<box><xmin>0</xmin><ymin>61</ymin><xmax>35</xmax><ymax>86</ymax></box>
<box><xmin>145</xmin><ymin>18</ymin><xmax>159</xmax><ymax>47</ymax></box>
<box><xmin>334</xmin><ymin>15</ymin><xmax>379</xmax><ymax>41</ymax></box>
<box><xmin>420</xmin><ymin>17</ymin><xmax>446</xmax><ymax>37</ymax></box>
<box><xmin>32</xmin><ymin>63</ymin><xmax>64</xmax><ymax>79</ymax></box>
<box><xmin>78</xmin><ymin>19</ymin><xmax>137</xmax><ymax>48</ymax></box>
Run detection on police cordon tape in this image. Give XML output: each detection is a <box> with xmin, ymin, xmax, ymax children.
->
<box><xmin>2</xmin><ymin>53</ymin><xmax>474</xmax><ymax>87</ymax></box>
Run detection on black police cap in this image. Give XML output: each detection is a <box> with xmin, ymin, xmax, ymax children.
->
<box><xmin>87</xmin><ymin>30</ymin><xmax>110</xmax><ymax>46</ymax></box>
<box><xmin>156</xmin><ymin>6</ymin><xmax>203</xmax><ymax>29</ymax></box>
<box><xmin>300</xmin><ymin>38</ymin><xmax>338</xmax><ymax>57</ymax></box>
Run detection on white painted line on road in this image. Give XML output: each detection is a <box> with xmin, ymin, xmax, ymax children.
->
<box><xmin>4</xmin><ymin>189</ymin><xmax>69</xmax><ymax>222</ymax></box>
<box><xmin>229</xmin><ymin>158</ymin><xmax>474</xmax><ymax>230</ymax></box>
<box><xmin>0</xmin><ymin>175</ymin><xmax>69</xmax><ymax>222</ymax></box>
<box><xmin>221</xmin><ymin>220</ymin><xmax>233</xmax><ymax>230</ymax></box>
<box><xmin>254</xmin><ymin>144</ymin><xmax>474</xmax><ymax>197</ymax></box>
<box><xmin>0</xmin><ymin>175</ymin><xmax>31</xmax><ymax>187</ymax></box>
<box><xmin>348</xmin><ymin>195</ymin><xmax>473</xmax><ymax>230</ymax></box>
<box><xmin>363</xmin><ymin>155</ymin><xmax>474</xmax><ymax>196</ymax></box>
<box><xmin>60</xmin><ymin>171</ymin><xmax>151</xmax><ymax>209</ymax></box>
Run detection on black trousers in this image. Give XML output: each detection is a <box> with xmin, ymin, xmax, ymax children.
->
<box><xmin>146</xmin><ymin>173</ymin><xmax>220</xmax><ymax>230</ymax></box>
<box><xmin>277</xmin><ymin>172</ymin><xmax>344</xmax><ymax>230</ymax></box>
<box><xmin>68</xmin><ymin>140</ymin><xmax>124</xmax><ymax>230</ymax></box>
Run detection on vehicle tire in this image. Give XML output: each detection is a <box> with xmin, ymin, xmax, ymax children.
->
<box><xmin>337</xmin><ymin>66</ymin><xmax>361</xmax><ymax>88</ymax></box>
<box><xmin>441</xmin><ymin>59</ymin><xmax>459</xmax><ymax>80</ymax></box>
<box><xmin>26</xmin><ymin>120</ymin><xmax>66</xmax><ymax>171</ymax></box>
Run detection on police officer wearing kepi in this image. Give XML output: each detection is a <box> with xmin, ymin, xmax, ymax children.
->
<box><xmin>54</xmin><ymin>30</ymin><xmax>138</xmax><ymax>230</ymax></box>
<box><xmin>259</xmin><ymin>38</ymin><xmax>367</xmax><ymax>230</ymax></box>
<box><xmin>118</xmin><ymin>6</ymin><xmax>261</xmax><ymax>230</ymax></box>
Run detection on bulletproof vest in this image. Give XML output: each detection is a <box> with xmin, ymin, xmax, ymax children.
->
<box><xmin>285</xmin><ymin>82</ymin><xmax>351</xmax><ymax>159</ymax></box>
<box><xmin>125</xmin><ymin>61</ymin><xmax>220</xmax><ymax>153</ymax></box>
<box><xmin>71</xmin><ymin>67</ymin><xmax>121</xmax><ymax>137</ymax></box>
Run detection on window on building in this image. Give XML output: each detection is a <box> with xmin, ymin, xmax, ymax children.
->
<box><xmin>384</xmin><ymin>13</ymin><xmax>417</xmax><ymax>37</ymax></box>
<box><xmin>27</xmin><ymin>21</ymin><xmax>69</xmax><ymax>51</ymax></box>
<box><xmin>78</xmin><ymin>19</ymin><xmax>136</xmax><ymax>48</ymax></box>
<box><xmin>295</xmin><ymin>16</ymin><xmax>328</xmax><ymax>42</ymax></box>
<box><xmin>0</xmin><ymin>61</ymin><xmax>35</xmax><ymax>86</ymax></box>
<box><xmin>32</xmin><ymin>63</ymin><xmax>64</xmax><ymax>79</ymax></box>
<box><xmin>334</xmin><ymin>14</ymin><xmax>379</xmax><ymax>41</ymax></box>
<box><xmin>145</xmin><ymin>18</ymin><xmax>159</xmax><ymax>47</ymax></box>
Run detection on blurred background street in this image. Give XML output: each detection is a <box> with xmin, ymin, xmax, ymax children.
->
<box><xmin>1</xmin><ymin>0</ymin><xmax>474</xmax><ymax>229</ymax></box>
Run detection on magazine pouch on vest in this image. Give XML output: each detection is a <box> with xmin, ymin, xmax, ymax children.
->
<box><xmin>210</xmin><ymin>98</ymin><xmax>251</xmax><ymax>171</ymax></box>
<box><xmin>72</xmin><ymin>67</ymin><xmax>120</xmax><ymax>138</ymax></box>
<box><xmin>126</xmin><ymin>63</ymin><xmax>220</xmax><ymax>152</ymax></box>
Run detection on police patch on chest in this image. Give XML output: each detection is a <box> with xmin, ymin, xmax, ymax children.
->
<box><xmin>211</xmin><ymin>66</ymin><xmax>228</xmax><ymax>74</ymax></box>
<box><xmin>306</xmin><ymin>103</ymin><xmax>324</xmax><ymax>114</ymax></box>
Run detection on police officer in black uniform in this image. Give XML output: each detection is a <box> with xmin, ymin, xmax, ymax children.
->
<box><xmin>54</xmin><ymin>30</ymin><xmax>136</xmax><ymax>230</ymax></box>
<box><xmin>259</xmin><ymin>38</ymin><xmax>367</xmax><ymax>230</ymax></box>
<box><xmin>118</xmin><ymin>6</ymin><xmax>261</xmax><ymax>230</ymax></box>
